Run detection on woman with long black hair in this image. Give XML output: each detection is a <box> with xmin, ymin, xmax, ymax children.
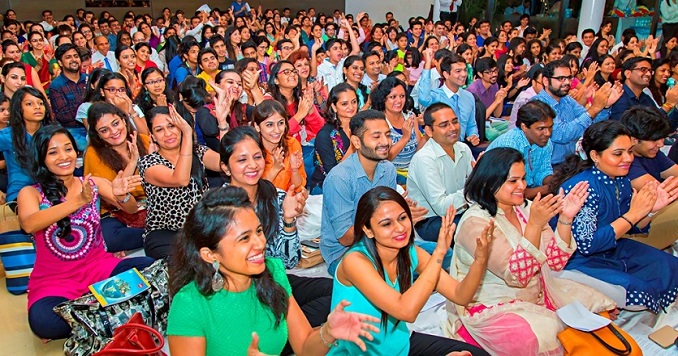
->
<box><xmin>134</xmin><ymin>67</ymin><xmax>174</xmax><ymax>117</ymax></box>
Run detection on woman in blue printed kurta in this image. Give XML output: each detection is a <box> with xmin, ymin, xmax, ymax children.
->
<box><xmin>554</xmin><ymin>121</ymin><xmax>678</xmax><ymax>312</ymax></box>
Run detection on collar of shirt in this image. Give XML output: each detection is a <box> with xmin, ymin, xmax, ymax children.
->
<box><xmin>536</xmin><ymin>89</ymin><xmax>560</xmax><ymax>107</ymax></box>
<box><xmin>442</xmin><ymin>83</ymin><xmax>457</xmax><ymax>98</ymax></box>
<box><xmin>427</xmin><ymin>138</ymin><xmax>463</xmax><ymax>162</ymax></box>
<box><xmin>622</xmin><ymin>83</ymin><xmax>644</xmax><ymax>101</ymax></box>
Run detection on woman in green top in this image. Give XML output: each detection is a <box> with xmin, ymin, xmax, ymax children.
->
<box><xmin>168</xmin><ymin>187</ymin><xmax>380</xmax><ymax>356</ymax></box>
<box><xmin>330</xmin><ymin>187</ymin><xmax>493</xmax><ymax>355</ymax></box>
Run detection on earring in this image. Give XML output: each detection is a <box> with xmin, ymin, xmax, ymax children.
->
<box><xmin>211</xmin><ymin>260</ymin><xmax>224</xmax><ymax>292</ymax></box>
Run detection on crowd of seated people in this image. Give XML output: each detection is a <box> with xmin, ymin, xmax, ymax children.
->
<box><xmin>2</xmin><ymin>4</ymin><xmax>676</xmax><ymax>355</ymax></box>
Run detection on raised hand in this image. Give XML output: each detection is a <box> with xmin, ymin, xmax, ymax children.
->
<box><xmin>653</xmin><ymin>176</ymin><xmax>678</xmax><ymax>213</ymax></box>
<box><xmin>437</xmin><ymin>205</ymin><xmax>457</xmax><ymax>253</ymax></box>
<box><xmin>629</xmin><ymin>183</ymin><xmax>656</xmax><ymax>219</ymax></box>
<box><xmin>112</xmin><ymin>170</ymin><xmax>142</xmax><ymax>196</ymax></box>
<box><xmin>127</xmin><ymin>131</ymin><xmax>139</xmax><ymax>162</ymax></box>
<box><xmin>592</xmin><ymin>82</ymin><xmax>612</xmax><ymax>109</ymax></box>
<box><xmin>290</xmin><ymin>150</ymin><xmax>303</xmax><ymax>171</ymax></box>
<box><xmin>401</xmin><ymin>115</ymin><xmax>415</xmax><ymax>140</ymax></box>
<box><xmin>79</xmin><ymin>174</ymin><xmax>94</xmax><ymax>205</ymax></box>
<box><xmin>529</xmin><ymin>192</ymin><xmax>563</xmax><ymax>227</ymax></box>
<box><xmin>326</xmin><ymin>300</ymin><xmax>381</xmax><ymax>352</ymax></box>
<box><xmin>271</xmin><ymin>146</ymin><xmax>285</xmax><ymax>171</ymax></box>
<box><xmin>516</xmin><ymin>76</ymin><xmax>531</xmax><ymax>89</ymax></box>
<box><xmin>168</xmin><ymin>104</ymin><xmax>193</xmax><ymax>135</ymax></box>
<box><xmin>560</xmin><ymin>182</ymin><xmax>589</xmax><ymax>220</ymax></box>
<box><xmin>606</xmin><ymin>82</ymin><xmax>623</xmax><ymax>107</ymax></box>
<box><xmin>474</xmin><ymin>219</ymin><xmax>495</xmax><ymax>265</ymax></box>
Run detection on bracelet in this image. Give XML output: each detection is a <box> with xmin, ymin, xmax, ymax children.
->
<box><xmin>319</xmin><ymin>323</ymin><xmax>338</xmax><ymax>349</ymax></box>
<box><xmin>619</xmin><ymin>215</ymin><xmax>635</xmax><ymax>227</ymax></box>
<box><xmin>557</xmin><ymin>219</ymin><xmax>573</xmax><ymax>226</ymax></box>
<box><xmin>116</xmin><ymin>193</ymin><xmax>132</xmax><ymax>204</ymax></box>
<box><xmin>283</xmin><ymin>217</ymin><xmax>296</xmax><ymax>229</ymax></box>
<box><xmin>647</xmin><ymin>211</ymin><xmax>657</xmax><ymax>218</ymax></box>
<box><xmin>218</xmin><ymin>125</ymin><xmax>229</xmax><ymax>131</ymax></box>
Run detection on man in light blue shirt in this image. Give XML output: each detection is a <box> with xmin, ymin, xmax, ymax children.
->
<box><xmin>321</xmin><ymin>110</ymin><xmax>439</xmax><ymax>275</ymax></box>
<box><xmin>418</xmin><ymin>49</ymin><xmax>480</xmax><ymax>147</ymax></box>
<box><xmin>534</xmin><ymin>59</ymin><xmax>620</xmax><ymax>165</ymax></box>
<box><xmin>487</xmin><ymin>100</ymin><xmax>555</xmax><ymax>199</ymax></box>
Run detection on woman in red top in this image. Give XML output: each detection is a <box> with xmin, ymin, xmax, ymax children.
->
<box><xmin>134</xmin><ymin>42</ymin><xmax>157</xmax><ymax>74</ymax></box>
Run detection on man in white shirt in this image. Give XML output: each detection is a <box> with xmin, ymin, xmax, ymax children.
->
<box><xmin>361</xmin><ymin>51</ymin><xmax>386</xmax><ymax>88</ymax></box>
<box><xmin>316</xmin><ymin>19</ymin><xmax>360</xmax><ymax>91</ymax></box>
<box><xmin>91</xmin><ymin>35</ymin><xmax>119</xmax><ymax>72</ymax></box>
<box><xmin>439</xmin><ymin>0</ymin><xmax>462</xmax><ymax>24</ymax></box>
<box><xmin>580</xmin><ymin>28</ymin><xmax>596</xmax><ymax>57</ymax></box>
<box><xmin>407</xmin><ymin>102</ymin><xmax>473</xmax><ymax>242</ymax></box>
<box><xmin>411</xmin><ymin>48</ymin><xmax>451</xmax><ymax>110</ymax></box>
<box><xmin>40</xmin><ymin>10</ymin><xmax>57</xmax><ymax>33</ymax></box>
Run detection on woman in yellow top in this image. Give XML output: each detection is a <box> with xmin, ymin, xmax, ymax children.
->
<box><xmin>253</xmin><ymin>100</ymin><xmax>307</xmax><ymax>192</ymax></box>
<box><xmin>84</xmin><ymin>102</ymin><xmax>149</xmax><ymax>253</ymax></box>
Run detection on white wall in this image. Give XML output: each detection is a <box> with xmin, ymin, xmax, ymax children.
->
<box><xmin>345</xmin><ymin>0</ymin><xmax>435</xmax><ymax>25</ymax></box>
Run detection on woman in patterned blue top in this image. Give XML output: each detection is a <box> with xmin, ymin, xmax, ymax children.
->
<box><xmin>219</xmin><ymin>126</ymin><xmax>334</xmax><ymax>346</ymax></box>
<box><xmin>552</xmin><ymin>121</ymin><xmax>678</xmax><ymax>312</ymax></box>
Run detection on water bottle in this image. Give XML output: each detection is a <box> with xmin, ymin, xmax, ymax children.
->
<box><xmin>668</xmin><ymin>78</ymin><xmax>675</xmax><ymax>89</ymax></box>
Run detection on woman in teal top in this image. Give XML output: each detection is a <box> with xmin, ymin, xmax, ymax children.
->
<box><xmin>167</xmin><ymin>187</ymin><xmax>379</xmax><ymax>356</ymax></box>
<box><xmin>330</xmin><ymin>187</ymin><xmax>493</xmax><ymax>356</ymax></box>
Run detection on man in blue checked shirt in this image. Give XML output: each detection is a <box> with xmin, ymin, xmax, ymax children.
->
<box><xmin>487</xmin><ymin>100</ymin><xmax>555</xmax><ymax>199</ymax></box>
<box><xmin>534</xmin><ymin>59</ymin><xmax>623</xmax><ymax>166</ymax></box>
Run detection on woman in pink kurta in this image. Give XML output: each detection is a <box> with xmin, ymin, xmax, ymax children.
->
<box><xmin>446</xmin><ymin>148</ymin><xmax>615</xmax><ymax>356</ymax></box>
<box><xmin>18</xmin><ymin>125</ymin><xmax>154</xmax><ymax>340</ymax></box>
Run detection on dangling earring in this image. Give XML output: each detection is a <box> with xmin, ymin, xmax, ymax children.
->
<box><xmin>211</xmin><ymin>260</ymin><xmax>224</xmax><ymax>292</ymax></box>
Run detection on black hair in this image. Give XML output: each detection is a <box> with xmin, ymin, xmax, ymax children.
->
<box><xmin>464</xmin><ymin>147</ymin><xmax>525</xmax><ymax>216</ymax></box>
<box><xmin>583</xmin><ymin>37</ymin><xmax>609</xmax><ymax>64</ymax></box>
<box><xmin>550</xmin><ymin>121</ymin><xmax>632</xmax><ymax>191</ymax></box>
<box><xmin>324</xmin><ymin>83</ymin><xmax>357</xmax><ymax>130</ymax></box>
<box><xmin>349</xmin><ymin>109</ymin><xmax>387</xmax><ymax>138</ymax></box>
<box><xmin>370</xmin><ymin>77</ymin><xmax>407</xmax><ymax>112</ymax></box>
<box><xmin>82</xmin><ymin>68</ymin><xmax>111</xmax><ymax>102</ymax></box>
<box><xmin>525</xmin><ymin>39</ymin><xmax>543</xmax><ymax>65</ymax></box>
<box><xmin>423</xmin><ymin>102</ymin><xmax>453</xmax><ymax>127</ymax></box>
<box><xmin>267</xmin><ymin>60</ymin><xmax>302</xmax><ymax>114</ymax></box>
<box><xmin>169</xmin><ymin>186</ymin><xmax>289</xmax><ymax>327</ymax></box>
<box><xmin>440</xmin><ymin>54</ymin><xmax>467</xmax><ymax>76</ymax></box>
<box><xmin>342</xmin><ymin>55</ymin><xmax>369</xmax><ymax>101</ymax></box>
<box><xmin>524</xmin><ymin>27</ymin><xmax>538</xmax><ymax>37</ymax></box>
<box><xmin>621</xmin><ymin>56</ymin><xmax>652</xmax><ymax>82</ymax></box>
<box><xmin>474</xmin><ymin>57</ymin><xmax>497</xmax><ymax>76</ymax></box>
<box><xmin>620</xmin><ymin>106</ymin><xmax>671</xmax><ymax>141</ymax></box>
<box><xmin>30</xmin><ymin>125</ymin><xmax>79</xmax><ymax>237</ymax></box>
<box><xmin>649</xmin><ymin>58</ymin><xmax>672</xmax><ymax>105</ymax></box>
<box><xmin>10</xmin><ymin>87</ymin><xmax>54</xmax><ymax>171</ymax></box>
<box><xmin>516</xmin><ymin>100</ymin><xmax>556</xmax><ymax>129</ymax></box>
<box><xmin>564</xmin><ymin>41</ymin><xmax>583</xmax><ymax>55</ymax></box>
<box><xmin>223</xmin><ymin>26</ymin><xmax>240</xmax><ymax>60</ymax></box>
<box><xmin>542</xmin><ymin>59</ymin><xmax>571</xmax><ymax>79</ymax></box>
<box><xmin>91</xmin><ymin>71</ymin><xmax>133</xmax><ymax>102</ymax></box>
<box><xmin>252</xmin><ymin>99</ymin><xmax>290</xmax><ymax>156</ymax></box>
<box><xmin>352</xmin><ymin>186</ymin><xmax>413</xmax><ymax>330</ymax></box>
<box><xmin>219</xmin><ymin>126</ymin><xmax>282</xmax><ymax>251</ymax></box>
<box><xmin>86</xmin><ymin>101</ymin><xmax>148</xmax><ymax>173</ymax></box>
<box><xmin>214</xmin><ymin>70</ymin><xmax>247</xmax><ymax>128</ymax></box>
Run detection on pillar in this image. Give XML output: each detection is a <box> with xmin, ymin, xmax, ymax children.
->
<box><xmin>577</xmin><ymin>0</ymin><xmax>605</xmax><ymax>37</ymax></box>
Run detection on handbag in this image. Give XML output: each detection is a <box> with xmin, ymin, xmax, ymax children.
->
<box><xmin>54</xmin><ymin>259</ymin><xmax>169</xmax><ymax>356</ymax></box>
<box><xmin>558</xmin><ymin>311</ymin><xmax>642</xmax><ymax>356</ymax></box>
<box><xmin>111</xmin><ymin>209</ymin><xmax>147</xmax><ymax>229</ymax></box>
<box><xmin>0</xmin><ymin>205</ymin><xmax>36</xmax><ymax>295</ymax></box>
<box><xmin>94</xmin><ymin>312</ymin><xmax>166</xmax><ymax>356</ymax></box>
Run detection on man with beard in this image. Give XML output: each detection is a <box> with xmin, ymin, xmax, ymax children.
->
<box><xmin>534</xmin><ymin>59</ymin><xmax>620</xmax><ymax>166</ymax></box>
<box><xmin>49</xmin><ymin>43</ymin><xmax>88</xmax><ymax>151</ymax></box>
<box><xmin>487</xmin><ymin>101</ymin><xmax>556</xmax><ymax>199</ymax></box>
<box><xmin>610</xmin><ymin>57</ymin><xmax>678</xmax><ymax>129</ymax></box>
<box><xmin>467</xmin><ymin>57</ymin><xmax>508</xmax><ymax>119</ymax></box>
<box><xmin>407</xmin><ymin>103</ymin><xmax>473</xmax><ymax>242</ymax></box>
<box><xmin>321</xmin><ymin>110</ymin><xmax>435</xmax><ymax>275</ymax></box>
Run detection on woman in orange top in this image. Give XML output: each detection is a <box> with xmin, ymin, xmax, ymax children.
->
<box><xmin>253</xmin><ymin>100</ymin><xmax>306</xmax><ymax>192</ymax></box>
<box><xmin>84</xmin><ymin>102</ymin><xmax>149</xmax><ymax>253</ymax></box>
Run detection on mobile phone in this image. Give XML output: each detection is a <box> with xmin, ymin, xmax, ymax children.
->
<box><xmin>301</xmin><ymin>239</ymin><xmax>319</xmax><ymax>249</ymax></box>
<box><xmin>668</xmin><ymin>78</ymin><xmax>675</xmax><ymax>89</ymax></box>
<box><xmin>648</xmin><ymin>325</ymin><xmax>678</xmax><ymax>348</ymax></box>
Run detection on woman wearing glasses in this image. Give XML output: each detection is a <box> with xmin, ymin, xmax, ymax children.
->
<box><xmin>135</xmin><ymin>67</ymin><xmax>174</xmax><ymax>117</ymax></box>
<box><xmin>85</xmin><ymin>71</ymin><xmax>149</xmax><ymax>135</ymax></box>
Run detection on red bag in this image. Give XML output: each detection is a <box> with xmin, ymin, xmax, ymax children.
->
<box><xmin>111</xmin><ymin>209</ymin><xmax>147</xmax><ymax>229</ymax></box>
<box><xmin>94</xmin><ymin>312</ymin><xmax>166</xmax><ymax>356</ymax></box>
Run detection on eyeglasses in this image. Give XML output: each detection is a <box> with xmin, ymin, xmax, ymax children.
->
<box><xmin>281</xmin><ymin>46</ymin><xmax>294</xmax><ymax>51</ymax></box>
<box><xmin>483</xmin><ymin>68</ymin><xmax>499</xmax><ymax>75</ymax></box>
<box><xmin>549</xmin><ymin>75</ymin><xmax>573</xmax><ymax>82</ymax></box>
<box><xmin>631</xmin><ymin>67</ymin><xmax>652</xmax><ymax>74</ymax></box>
<box><xmin>278</xmin><ymin>68</ymin><xmax>299</xmax><ymax>76</ymax></box>
<box><xmin>103</xmin><ymin>87</ymin><xmax>127</xmax><ymax>94</ymax></box>
<box><xmin>145</xmin><ymin>78</ymin><xmax>165</xmax><ymax>85</ymax></box>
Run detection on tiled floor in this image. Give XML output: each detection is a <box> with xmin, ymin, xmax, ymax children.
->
<box><xmin>0</xmin><ymin>278</ymin><xmax>64</xmax><ymax>355</ymax></box>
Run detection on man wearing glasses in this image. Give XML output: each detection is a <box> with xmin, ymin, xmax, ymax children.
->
<box><xmin>466</xmin><ymin>57</ymin><xmax>508</xmax><ymax>120</ymax></box>
<box><xmin>407</xmin><ymin>102</ymin><xmax>473</xmax><ymax>242</ymax></box>
<box><xmin>610</xmin><ymin>57</ymin><xmax>678</xmax><ymax>129</ymax></box>
<box><xmin>534</xmin><ymin>59</ymin><xmax>621</xmax><ymax>166</ymax></box>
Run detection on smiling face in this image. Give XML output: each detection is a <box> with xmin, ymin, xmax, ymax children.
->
<box><xmin>150</xmin><ymin>113</ymin><xmax>182</xmax><ymax>150</ymax></box>
<box><xmin>223</xmin><ymin>137</ymin><xmax>265</xmax><ymax>187</ymax></box>
<box><xmin>354</xmin><ymin>119</ymin><xmax>391</xmax><ymax>161</ymax></box>
<box><xmin>332</xmin><ymin>90</ymin><xmax>358</xmax><ymax>121</ymax></box>
<box><xmin>494</xmin><ymin>162</ymin><xmax>527</xmax><ymax>209</ymax></box>
<box><xmin>384</xmin><ymin>85</ymin><xmax>406</xmax><ymax>115</ymax></box>
<box><xmin>136</xmin><ymin>46</ymin><xmax>150</xmax><ymax>62</ymax></box>
<box><xmin>118</xmin><ymin>48</ymin><xmax>136</xmax><ymax>70</ymax></box>
<box><xmin>212</xmin><ymin>208</ymin><xmax>267</xmax><ymax>281</ymax></box>
<box><xmin>95</xmin><ymin>113</ymin><xmax>128</xmax><ymax>147</ymax></box>
<box><xmin>255</xmin><ymin>112</ymin><xmax>286</xmax><ymax>147</ymax></box>
<box><xmin>44</xmin><ymin>133</ymin><xmax>78</xmax><ymax>177</ymax></box>
<box><xmin>363</xmin><ymin>200</ymin><xmax>412</xmax><ymax>250</ymax></box>
<box><xmin>218</xmin><ymin>71</ymin><xmax>243</xmax><ymax>100</ymax></box>
<box><xmin>591</xmin><ymin>135</ymin><xmax>634</xmax><ymax>178</ymax></box>
<box><xmin>600</xmin><ymin>57</ymin><xmax>615</xmax><ymax>75</ymax></box>
<box><xmin>426</xmin><ymin>107</ymin><xmax>460</xmax><ymax>147</ymax></box>
<box><xmin>293</xmin><ymin>58</ymin><xmax>310</xmax><ymax>79</ymax></box>
<box><xmin>344</xmin><ymin>59</ymin><xmax>365</xmax><ymax>85</ymax></box>
<box><xmin>4</xmin><ymin>68</ymin><xmax>26</xmax><ymax>94</ymax></box>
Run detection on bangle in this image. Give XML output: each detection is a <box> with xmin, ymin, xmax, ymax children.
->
<box><xmin>557</xmin><ymin>219</ymin><xmax>573</xmax><ymax>226</ymax></box>
<box><xmin>619</xmin><ymin>215</ymin><xmax>635</xmax><ymax>227</ymax></box>
<box><xmin>218</xmin><ymin>125</ymin><xmax>229</xmax><ymax>131</ymax></box>
<box><xmin>116</xmin><ymin>193</ymin><xmax>132</xmax><ymax>204</ymax></box>
<box><xmin>647</xmin><ymin>211</ymin><xmax>657</xmax><ymax>218</ymax></box>
<box><xmin>283</xmin><ymin>217</ymin><xmax>296</xmax><ymax>229</ymax></box>
<box><xmin>319</xmin><ymin>323</ymin><xmax>338</xmax><ymax>349</ymax></box>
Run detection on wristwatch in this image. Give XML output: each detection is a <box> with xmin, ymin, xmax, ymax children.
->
<box><xmin>283</xmin><ymin>217</ymin><xmax>296</xmax><ymax>228</ymax></box>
